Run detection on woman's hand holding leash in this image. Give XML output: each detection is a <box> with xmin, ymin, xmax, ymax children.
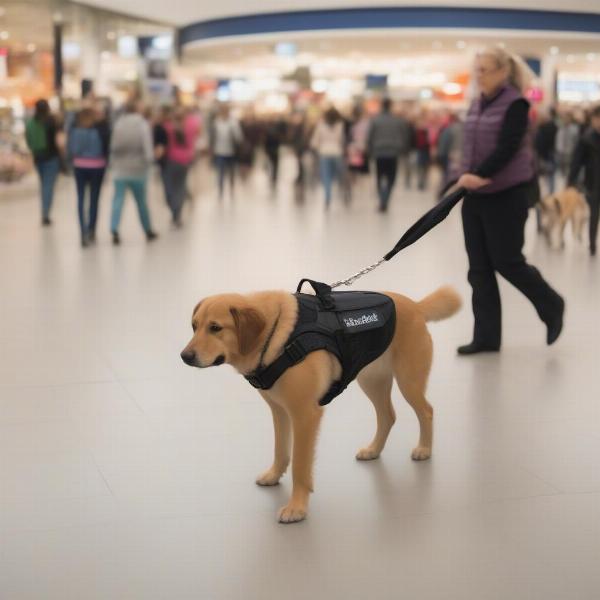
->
<box><xmin>456</xmin><ymin>173</ymin><xmax>491</xmax><ymax>191</ymax></box>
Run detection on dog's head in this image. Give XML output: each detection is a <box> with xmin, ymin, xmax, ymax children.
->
<box><xmin>180</xmin><ymin>294</ymin><xmax>266</xmax><ymax>369</ymax></box>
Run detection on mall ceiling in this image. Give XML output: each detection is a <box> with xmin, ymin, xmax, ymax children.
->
<box><xmin>78</xmin><ymin>0</ymin><xmax>600</xmax><ymax>27</ymax></box>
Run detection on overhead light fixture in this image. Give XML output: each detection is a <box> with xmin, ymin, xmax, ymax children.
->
<box><xmin>550</xmin><ymin>46</ymin><xmax>560</xmax><ymax>55</ymax></box>
<box><xmin>456</xmin><ymin>40</ymin><xmax>467</xmax><ymax>50</ymax></box>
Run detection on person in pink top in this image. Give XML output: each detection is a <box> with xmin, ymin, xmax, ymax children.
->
<box><xmin>163</xmin><ymin>107</ymin><xmax>200</xmax><ymax>226</ymax></box>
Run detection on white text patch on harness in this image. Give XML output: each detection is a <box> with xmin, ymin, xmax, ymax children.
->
<box><xmin>341</xmin><ymin>310</ymin><xmax>382</xmax><ymax>331</ymax></box>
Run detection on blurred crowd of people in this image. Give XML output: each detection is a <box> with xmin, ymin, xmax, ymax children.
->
<box><xmin>23</xmin><ymin>89</ymin><xmax>600</xmax><ymax>253</ymax></box>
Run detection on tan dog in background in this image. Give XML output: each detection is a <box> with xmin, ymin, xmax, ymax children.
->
<box><xmin>539</xmin><ymin>187</ymin><xmax>589</xmax><ymax>249</ymax></box>
<box><xmin>181</xmin><ymin>286</ymin><xmax>461</xmax><ymax>523</ymax></box>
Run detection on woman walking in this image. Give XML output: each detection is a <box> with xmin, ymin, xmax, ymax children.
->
<box><xmin>67</xmin><ymin>108</ymin><xmax>109</xmax><ymax>246</ymax></box>
<box><xmin>25</xmin><ymin>99</ymin><xmax>62</xmax><ymax>226</ymax></box>
<box><xmin>163</xmin><ymin>108</ymin><xmax>197</xmax><ymax>227</ymax></box>
<box><xmin>311</xmin><ymin>107</ymin><xmax>345</xmax><ymax>208</ymax></box>
<box><xmin>455</xmin><ymin>46</ymin><xmax>564</xmax><ymax>355</ymax></box>
<box><xmin>109</xmin><ymin>101</ymin><xmax>158</xmax><ymax>245</ymax></box>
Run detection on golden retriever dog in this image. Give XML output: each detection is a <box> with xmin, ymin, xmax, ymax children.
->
<box><xmin>539</xmin><ymin>187</ymin><xmax>589</xmax><ymax>249</ymax></box>
<box><xmin>181</xmin><ymin>286</ymin><xmax>461</xmax><ymax>523</ymax></box>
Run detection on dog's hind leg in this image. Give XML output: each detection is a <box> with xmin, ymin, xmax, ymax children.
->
<box><xmin>256</xmin><ymin>395</ymin><xmax>291</xmax><ymax>486</ymax></box>
<box><xmin>355</xmin><ymin>361</ymin><xmax>395</xmax><ymax>461</ymax></box>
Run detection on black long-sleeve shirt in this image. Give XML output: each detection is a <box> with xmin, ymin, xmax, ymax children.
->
<box><xmin>474</xmin><ymin>98</ymin><xmax>530</xmax><ymax>179</ymax></box>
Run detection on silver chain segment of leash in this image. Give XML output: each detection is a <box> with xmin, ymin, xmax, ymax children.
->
<box><xmin>330</xmin><ymin>257</ymin><xmax>387</xmax><ymax>289</ymax></box>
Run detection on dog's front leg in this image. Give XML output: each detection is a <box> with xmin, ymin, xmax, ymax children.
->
<box><xmin>256</xmin><ymin>395</ymin><xmax>291</xmax><ymax>486</ymax></box>
<box><xmin>278</xmin><ymin>404</ymin><xmax>323</xmax><ymax>524</ymax></box>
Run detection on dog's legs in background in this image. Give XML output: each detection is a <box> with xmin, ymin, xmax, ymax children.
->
<box><xmin>393</xmin><ymin>339</ymin><xmax>434</xmax><ymax>461</ymax></box>
<box><xmin>355</xmin><ymin>369</ymin><xmax>395</xmax><ymax>460</ymax></box>
<box><xmin>278</xmin><ymin>402</ymin><xmax>323</xmax><ymax>523</ymax></box>
<box><xmin>559</xmin><ymin>219</ymin><xmax>568</xmax><ymax>249</ymax></box>
<box><xmin>256</xmin><ymin>396</ymin><xmax>291</xmax><ymax>486</ymax></box>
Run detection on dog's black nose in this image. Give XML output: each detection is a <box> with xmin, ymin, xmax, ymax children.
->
<box><xmin>180</xmin><ymin>350</ymin><xmax>196</xmax><ymax>366</ymax></box>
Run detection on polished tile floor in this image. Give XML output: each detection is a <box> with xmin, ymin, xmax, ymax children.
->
<box><xmin>1</xmin><ymin>155</ymin><xmax>599</xmax><ymax>599</ymax></box>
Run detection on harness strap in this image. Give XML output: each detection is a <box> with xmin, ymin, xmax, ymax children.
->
<box><xmin>245</xmin><ymin>333</ymin><xmax>334</xmax><ymax>390</ymax></box>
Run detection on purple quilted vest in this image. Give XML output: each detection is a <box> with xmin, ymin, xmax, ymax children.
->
<box><xmin>462</xmin><ymin>85</ymin><xmax>534</xmax><ymax>194</ymax></box>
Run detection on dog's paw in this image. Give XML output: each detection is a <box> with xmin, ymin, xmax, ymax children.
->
<box><xmin>356</xmin><ymin>447</ymin><xmax>381</xmax><ymax>461</ymax></box>
<box><xmin>411</xmin><ymin>446</ymin><xmax>431</xmax><ymax>461</ymax></box>
<box><xmin>256</xmin><ymin>469</ymin><xmax>282</xmax><ymax>486</ymax></box>
<box><xmin>278</xmin><ymin>504</ymin><xmax>307</xmax><ymax>524</ymax></box>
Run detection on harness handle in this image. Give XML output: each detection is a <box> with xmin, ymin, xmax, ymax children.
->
<box><xmin>296</xmin><ymin>278</ymin><xmax>335</xmax><ymax>309</ymax></box>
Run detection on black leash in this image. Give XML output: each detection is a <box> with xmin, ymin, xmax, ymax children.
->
<box><xmin>329</xmin><ymin>187</ymin><xmax>468</xmax><ymax>289</ymax></box>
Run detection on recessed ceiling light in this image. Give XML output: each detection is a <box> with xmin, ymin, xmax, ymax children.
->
<box><xmin>456</xmin><ymin>40</ymin><xmax>467</xmax><ymax>49</ymax></box>
<box><xmin>550</xmin><ymin>46</ymin><xmax>559</xmax><ymax>55</ymax></box>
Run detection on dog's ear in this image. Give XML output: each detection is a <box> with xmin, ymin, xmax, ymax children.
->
<box><xmin>230</xmin><ymin>307</ymin><xmax>266</xmax><ymax>355</ymax></box>
<box><xmin>553</xmin><ymin>196</ymin><xmax>562</xmax><ymax>215</ymax></box>
<box><xmin>192</xmin><ymin>300</ymin><xmax>203</xmax><ymax>319</ymax></box>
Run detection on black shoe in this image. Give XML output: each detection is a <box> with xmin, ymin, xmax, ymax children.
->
<box><xmin>591</xmin><ymin>245</ymin><xmax>597</xmax><ymax>257</ymax></box>
<box><xmin>42</xmin><ymin>217</ymin><xmax>52</xmax><ymax>226</ymax></box>
<box><xmin>457</xmin><ymin>342</ymin><xmax>500</xmax><ymax>356</ymax></box>
<box><xmin>112</xmin><ymin>232</ymin><xmax>120</xmax><ymax>246</ymax></box>
<box><xmin>546</xmin><ymin>296</ymin><xmax>565</xmax><ymax>346</ymax></box>
<box><xmin>146</xmin><ymin>230</ymin><xmax>158</xmax><ymax>242</ymax></box>
<box><xmin>87</xmin><ymin>230</ymin><xmax>96</xmax><ymax>243</ymax></box>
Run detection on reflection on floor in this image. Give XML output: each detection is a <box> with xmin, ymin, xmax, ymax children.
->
<box><xmin>1</xmin><ymin>156</ymin><xmax>599</xmax><ymax>599</ymax></box>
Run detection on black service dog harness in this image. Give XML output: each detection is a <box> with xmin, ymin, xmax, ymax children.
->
<box><xmin>245</xmin><ymin>279</ymin><xmax>396</xmax><ymax>406</ymax></box>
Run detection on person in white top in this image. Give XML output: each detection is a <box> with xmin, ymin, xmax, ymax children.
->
<box><xmin>209</xmin><ymin>104</ymin><xmax>243</xmax><ymax>198</ymax></box>
<box><xmin>311</xmin><ymin>107</ymin><xmax>346</xmax><ymax>207</ymax></box>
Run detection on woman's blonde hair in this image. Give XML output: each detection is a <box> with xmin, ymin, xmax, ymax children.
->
<box><xmin>477</xmin><ymin>45</ymin><xmax>536</xmax><ymax>94</ymax></box>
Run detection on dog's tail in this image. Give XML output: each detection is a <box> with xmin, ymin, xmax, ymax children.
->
<box><xmin>417</xmin><ymin>286</ymin><xmax>462</xmax><ymax>322</ymax></box>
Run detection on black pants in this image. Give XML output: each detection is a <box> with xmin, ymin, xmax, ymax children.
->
<box><xmin>586</xmin><ymin>193</ymin><xmax>600</xmax><ymax>252</ymax></box>
<box><xmin>462</xmin><ymin>184</ymin><xmax>563</xmax><ymax>347</ymax></box>
<box><xmin>266</xmin><ymin>150</ymin><xmax>279</xmax><ymax>186</ymax></box>
<box><xmin>375</xmin><ymin>157</ymin><xmax>398</xmax><ymax>210</ymax></box>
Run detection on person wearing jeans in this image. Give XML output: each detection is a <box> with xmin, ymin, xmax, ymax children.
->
<box><xmin>210</xmin><ymin>104</ymin><xmax>242</xmax><ymax>198</ymax></box>
<box><xmin>109</xmin><ymin>101</ymin><xmax>157</xmax><ymax>245</ymax></box>
<box><xmin>311</xmin><ymin>107</ymin><xmax>345</xmax><ymax>207</ymax></box>
<box><xmin>67</xmin><ymin>107</ymin><xmax>108</xmax><ymax>246</ymax></box>
<box><xmin>25</xmin><ymin>99</ymin><xmax>61</xmax><ymax>225</ymax></box>
<box><xmin>110</xmin><ymin>178</ymin><xmax>152</xmax><ymax>236</ymax></box>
